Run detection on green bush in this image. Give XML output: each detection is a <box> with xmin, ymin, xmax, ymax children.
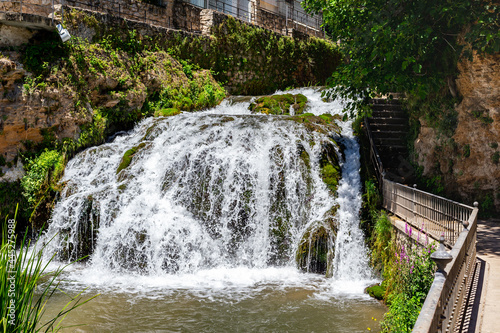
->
<box><xmin>380</xmin><ymin>227</ymin><xmax>436</xmax><ymax>332</ymax></box>
<box><xmin>21</xmin><ymin>150</ymin><xmax>64</xmax><ymax>207</ymax></box>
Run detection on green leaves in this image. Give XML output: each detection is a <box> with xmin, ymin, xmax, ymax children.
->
<box><xmin>302</xmin><ymin>0</ymin><xmax>496</xmax><ymax>118</ymax></box>
<box><xmin>21</xmin><ymin>150</ymin><xmax>64</xmax><ymax>207</ymax></box>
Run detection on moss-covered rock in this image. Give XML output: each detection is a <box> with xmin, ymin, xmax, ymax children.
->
<box><xmin>296</xmin><ymin>222</ymin><xmax>336</xmax><ymax>275</ymax></box>
<box><xmin>286</xmin><ymin>113</ymin><xmax>342</xmax><ymax>136</ymax></box>
<box><xmin>154</xmin><ymin>108</ymin><xmax>181</xmax><ymax>117</ymax></box>
<box><xmin>296</xmin><ymin>204</ymin><xmax>339</xmax><ymax>276</ymax></box>
<box><xmin>249</xmin><ymin>94</ymin><xmax>308</xmax><ymax>115</ymax></box>
<box><xmin>116</xmin><ymin>142</ymin><xmax>147</xmax><ymax>174</ymax></box>
<box><xmin>58</xmin><ymin>194</ymin><xmax>100</xmax><ymax>261</ymax></box>
<box><xmin>366</xmin><ymin>284</ymin><xmax>386</xmax><ymax>300</ymax></box>
<box><xmin>320</xmin><ymin>141</ymin><xmax>342</xmax><ymax>194</ymax></box>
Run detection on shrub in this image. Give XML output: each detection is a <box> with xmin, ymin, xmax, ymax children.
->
<box><xmin>380</xmin><ymin>224</ymin><xmax>436</xmax><ymax>332</ymax></box>
<box><xmin>21</xmin><ymin>150</ymin><xmax>64</xmax><ymax>207</ymax></box>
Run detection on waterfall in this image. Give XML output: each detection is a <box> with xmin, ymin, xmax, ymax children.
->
<box><xmin>42</xmin><ymin>88</ymin><xmax>374</xmax><ymax>294</ymax></box>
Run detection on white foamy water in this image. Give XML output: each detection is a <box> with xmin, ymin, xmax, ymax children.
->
<box><xmin>40</xmin><ymin>88</ymin><xmax>376</xmax><ymax>300</ymax></box>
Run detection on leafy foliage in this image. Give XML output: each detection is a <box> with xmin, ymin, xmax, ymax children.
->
<box><xmin>165</xmin><ymin>17</ymin><xmax>341</xmax><ymax>95</ymax></box>
<box><xmin>21</xmin><ymin>150</ymin><xmax>64</xmax><ymax>207</ymax></box>
<box><xmin>302</xmin><ymin>0</ymin><xmax>499</xmax><ymax>117</ymax></box>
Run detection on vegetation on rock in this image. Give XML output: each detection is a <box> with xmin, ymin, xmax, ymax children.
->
<box><xmin>361</xmin><ymin>178</ymin><xmax>437</xmax><ymax>331</ymax></box>
<box><xmin>0</xmin><ymin>22</ymin><xmax>226</xmax><ymax>226</ymax></box>
<box><xmin>117</xmin><ymin>143</ymin><xmax>147</xmax><ymax>174</ymax></box>
<box><xmin>296</xmin><ymin>223</ymin><xmax>332</xmax><ymax>274</ymax></box>
<box><xmin>249</xmin><ymin>94</ymin><xmax>308</xmax><ymax>115</ymax></box>
<box><xmin>303</xmin><ymin>0</ymin><xmax>500</xmax><ymax>212</ymax></box>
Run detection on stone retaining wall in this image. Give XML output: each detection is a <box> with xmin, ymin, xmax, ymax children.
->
<box><xmin>173</xmin><ymin>0</ymin><xmax>202</xmax><ymax>32</ymax></box>
<box><xmin>0</xmin><ymin>0</ymin><xmax>322</xmax><ymax>37</ymax></box>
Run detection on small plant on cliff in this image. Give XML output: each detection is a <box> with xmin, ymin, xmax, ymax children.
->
<box><xmin>21</xmin><ymin>150</ymin><xmax>64</xmax><ymax>208</ymax></box>
<box><xmin>463</xmin><ymin>144</ymin><xmax>471</xmax><ymax>158</ymax></box>
<box><xmin>491</xmin><ymin>152</ymin><xmax>500</xmax><ymax>164</ymax></box>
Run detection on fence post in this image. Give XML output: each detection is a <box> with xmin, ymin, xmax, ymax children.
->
<box><xmin>20</xmin><ymin>0</ymin><xmax>23</xmax><ymax>16</ymax></box>
<box><xmin>285</xmin><ymin>3</ymin><xmax>288</xmax><ymax>35</ymax></box>
<box><xmin>413</xmin><ymin>184</ymin><xmax>417</xmax><ymax>227</ymax></box>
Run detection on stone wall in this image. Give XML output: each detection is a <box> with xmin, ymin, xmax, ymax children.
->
<box><xmin>0</xmin><ymin>0</ymin><xmax>175</xmax><ymax>28</ymax></box>
<box><xmin>0</xmin><ymin>0</ymin><xmax>322</xmax><ymax>37</ymax></box>
<box><xmin>64</xmin><ymin>0</ymin><xmax>174</xmax><ymax>28</ymax></box>
<box><xmin>256</xmin><ymin>8</ymin><xmax>285</xmax><ymax>34</ymax></box>
<box><xmin>173</xmin><ymin>0</ymin><xmax>202</xmax><ymax>32</ymax></box>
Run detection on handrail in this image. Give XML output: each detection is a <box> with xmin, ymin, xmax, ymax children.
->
<box><xmin>382</xmin><ymin>179</ymin><xmax>473</xmax><ymax>247</ymax></box>
<box><xmin>413</xmin><ymin>204</ymin><xmax>478</xmax><ymax>332</ymax></box>
<box><xmin>364</xmin><ymin>113</ymin><xmax>479</xmax><ymax>332</ymax></box>
<box><xmin>364</xmin><ymin>117</ymin><xmax>384</xmax><ymax>185</ymax></box>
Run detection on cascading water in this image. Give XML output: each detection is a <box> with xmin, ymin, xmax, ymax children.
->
<box><xmin>39</xmin><ymin>89</ymin><xmax>383</xmax><ymax>332</ymax></box>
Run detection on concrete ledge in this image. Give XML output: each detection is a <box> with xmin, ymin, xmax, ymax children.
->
<box><xmin>0</xmin><ymin>11</ymin><xmax>57</xmax><ymax>30</ymax></box>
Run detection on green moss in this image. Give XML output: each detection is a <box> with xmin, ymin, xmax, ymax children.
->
<box><xmin>296</xmin><ymin>223</ymin><xmax>334</xmax><ymax>275</ymax></box>
<box><xmin>21</xmin><ymin>149</ymin><xmax>65</xmax><ymax>206</ymax></box>
<box><xmin>116</xmin><ymin>143</ymin><xmax>146</xmax><ymax>174</ymax></box>
<box><xmin>286</xmin><ymin>113</ymin><xmax>342</xmax><ymax>136</ymax></box>
<box><xmin>154</xmin><ymin>108</ymin><xmax>180</xmax><ymax>117</ymax></box>
<box><xmin>299</xmin><ymin>149</ymin><xmax>310</xmax><ymax>168</ymax></box>
<box><xmin>321</xmin><ymin>164</ymin><xmax>341</xmax><ymax>193</ymax></box>
<box><xmin>367</xmin><ymin>284</ymin><xmax>386</xmax><ymax>300</ymax></box>
<box><xmin>492</xmin><ymin>151</ymin><xmax>500</xmax><ymax>164</ymax></box>
<box><xmin>249</xmin><ymin>94</ymin><xmax>308</xmax><ymax>115</ymax></box>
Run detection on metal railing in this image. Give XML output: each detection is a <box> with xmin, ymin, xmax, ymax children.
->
<box><xmin>188</xmin><ymin>0</ymin><xmax>323</xmax><ymax>35</ymax></box>
<box><xmin>364</xmin><ymin>115</ymin><xmax>479</xmax><ymax>332</ymax></box>
<box><xmin>413</xmin><ymin>204</ymin><xmax>478</xmax><ymax>332</ymax></box>
<box><xmin>364</xmin><ymin>117</ymin><xmax>385</xmax><ymax>185</ymax></box>
<box><xmin>382</xmin><ymin>180</ymin><xmax>473</xmax><ymax>247</ymax></box>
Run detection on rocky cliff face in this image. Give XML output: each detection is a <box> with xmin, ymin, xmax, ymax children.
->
<box><xmin>414</xmin><ymin>52</ymin><xmax>500</xmax><ymax>212</ymax></box>
<box><xmin>0</xmin><ymin>34</ymin><xmax>225</xmax><ymax>182</ymax></box>
<box><xmin>0</xmin><ymin>54</ymin><xmax>81</xmax><ymax>162</ymax></box>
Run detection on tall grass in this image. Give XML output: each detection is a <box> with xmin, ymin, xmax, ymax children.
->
<box><xmin>1</xmin><ymin>205</ymin><xmax>96</xmax><ymax>332</ymax></box>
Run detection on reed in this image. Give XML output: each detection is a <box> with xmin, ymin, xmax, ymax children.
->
<box><xmin>1</xmin><ymin>205</ymin><xmax>96</xmax><ymax>332</ymax></box>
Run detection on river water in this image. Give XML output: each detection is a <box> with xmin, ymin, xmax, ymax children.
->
<box><xmin>39</xmin><ymin>88</ymin><xmax>386</xmax><ymax>332</ymax></box>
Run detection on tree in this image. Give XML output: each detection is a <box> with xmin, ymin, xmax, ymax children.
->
<box><xmin>302</xmin><ymin>0</ymin><xmax>499</xmax><ymax>116</ymax></box>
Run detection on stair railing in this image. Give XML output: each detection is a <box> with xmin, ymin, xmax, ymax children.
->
<box><xmin>364</xmin><ymin>116</ymin><xmax>385</xmax><ymax>185</ymax></box>
<box><xmin>364</xmin><ymin>108</ymin><xmax>479</xmax><ymax>332</ymax></box>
